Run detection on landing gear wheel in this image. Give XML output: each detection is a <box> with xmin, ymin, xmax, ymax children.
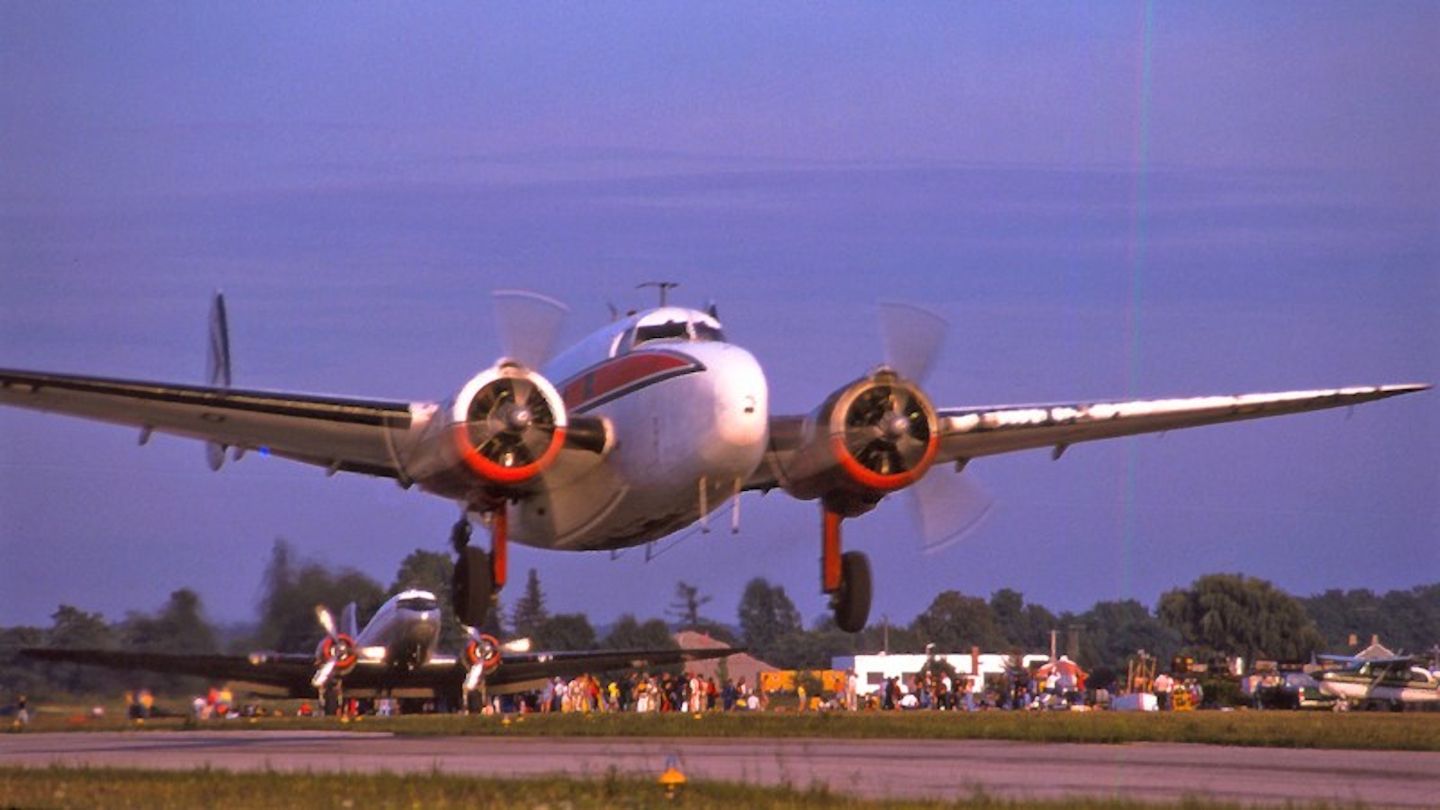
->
<box><xmin>452</xmin><ymin>545</ymin><xmax>493</xmax><ymax>628</ymax></box>
<box><xmin>450</xmin><ymin>518</ymin><xmax>472</xmax><ymax>554</ymax></box>
<box><xmin>831</xmin><ymin>550</ymin><xmax>872</xmax><ymax>633</ymax></box>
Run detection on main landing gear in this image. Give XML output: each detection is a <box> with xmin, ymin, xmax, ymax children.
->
<box><xmin>451</xmin><ymin>510</ymin><xmax>508</xmax><ymax>629</ymax></box>
<box><xmin>822</xmin><ymin>508</ymin><xmax>872</xmax><ymax>633</ymax></box>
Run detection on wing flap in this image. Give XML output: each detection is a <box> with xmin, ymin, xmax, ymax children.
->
<box><xmin>937</xmin><ymin>384</ymin><xmax>1428</xmax><ymax>462</ymax></box>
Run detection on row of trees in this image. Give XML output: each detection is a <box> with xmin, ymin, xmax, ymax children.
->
<box><xmin>3</xmin><ymin>538</ymin><xmax>1437</xmax><ymax>699</ymax></box>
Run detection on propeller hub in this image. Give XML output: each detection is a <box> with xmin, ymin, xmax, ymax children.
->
<box><xmin>880</xmin><ymin>411</ymin><xmax>911</xmax><ymax>440</ymax></box>
<box><xmin>502</xmin><ymin>404</ymin><xmax>533</xmax><ymax>431</ymax></box>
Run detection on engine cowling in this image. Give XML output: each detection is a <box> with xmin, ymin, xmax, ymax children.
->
<box><xmin>411</xmin><ymin>362</ymin><xmax>568</xmax><ymax>497</ymax></box>
<box><xmin>463</xmin><ymin>633</ymin><xmax>503</xmax><ymax>674</ymax></box>
<box><xmin>777</xmin><ymin>368</ymin><xmax>940</xmax><ymax>515</ymax></box>
<box><xmin>316</xmin><ymin>633</ymin><xmax>358</xmax><ymax>673</ymax></box>
<box><xmin>450</xmin><ymin>363</ymin><xmax>567</xmax><ymax>485</ymax></box>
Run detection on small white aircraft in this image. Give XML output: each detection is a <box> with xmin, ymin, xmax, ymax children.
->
<box><xmin>0</xmin><ymin>289</ymin><xmax>1427</xmax><ymax>632</ymax></box>
<box><xmin>1313</xmin><ymin>655</ymin><xmax>1440</xmax><ymax>710</ymax></box>
<box><xmin>22</xmin><ymin>588</ymin><xmax>730</xmax><ymax>711</ymax></box>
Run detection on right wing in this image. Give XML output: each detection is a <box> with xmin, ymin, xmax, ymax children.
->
<box><xmin>933</xmin><ymin>384</ymin><xmax>1429</xmax><ymax>464</ymax></box>
<box><xmin>747</xmin><ymin>383</ymin><xmax>1427</xmax><ymax>492</ymax></box>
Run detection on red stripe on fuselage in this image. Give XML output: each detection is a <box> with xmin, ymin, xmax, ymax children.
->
<box><xmin>559</xmin><ymin>350</ymin><xmax>702</xmax><ymax>413</ymax></box>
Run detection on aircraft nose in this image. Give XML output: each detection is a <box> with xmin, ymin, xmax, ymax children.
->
<box><xmin>713</xmin><ymin>347</ymin><xmax>768</xmax><ymax>449</ymax></box>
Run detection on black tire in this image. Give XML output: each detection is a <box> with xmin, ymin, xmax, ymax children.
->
<box><xmin>450</xmin><ymin>519</ymin><xmax>472</xmax><ymax>554</ymax></box>
<box><xmin>452</xmin><ymin>545</ymin><xmax>493</xmax><ymax>628</ymax></box>
<box><xmin>832</xmin><ymin>551</ymin><xmax>873</xmax><ymax>633</ymax></box>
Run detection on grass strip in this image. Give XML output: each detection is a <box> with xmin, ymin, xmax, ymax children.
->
<box><xmin>14</xmin><ymin>709</ymin><xmax>1439</xmax><ymax>751</ymax></box>
<box><xmin>0</xmin><ymin>765</ymin><xmax>1371</xmax><ymax>810</ymax></box>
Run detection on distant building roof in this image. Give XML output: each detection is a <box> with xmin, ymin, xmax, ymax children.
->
<box><xmin>672</xmin><ymin>630</ymin><xmax>778</xmax><ymax>684</ymax></box>
<box><xmin>1355</xmin><ymin>641</ymin><xmax>1397</xmax><ymax>660</ymax></box>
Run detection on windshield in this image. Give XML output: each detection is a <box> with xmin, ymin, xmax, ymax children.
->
<box><xmin>692</xmin><ymin>321</ymin><xmax>726</xmax><ymax>342</ymax></box>
<box><xmin>397</xmin><ymin>596</ymin><xmax>437</xmax><ymax>612</ymax></box>
<box><xmin>633</xmin><ymin>319</ymin><xmax>689</xmax><ymax>345</ymax></box>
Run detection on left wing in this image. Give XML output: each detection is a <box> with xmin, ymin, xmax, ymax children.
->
<box><xmin>0</xmin><ymin>368</ymin><xmax>421</xmax><ymax>479</ymax></box>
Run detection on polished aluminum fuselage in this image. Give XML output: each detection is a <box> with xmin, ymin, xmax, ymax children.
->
<box><xmin>353</xmin><ymin>590</ymin><xmax>442</xmax><ymax>668</ymax></box>
<box><xmin>507</xmin><ymin>309</ymin><xmax>770</xmax><ymax>550</ymax></box>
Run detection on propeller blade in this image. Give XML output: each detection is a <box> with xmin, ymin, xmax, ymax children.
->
<box><xmin>878</xmin><ymin>301</ymin><xmax>947</xmax><ymax>384</ymax></box>
<box><xmin>315</xmin><ymin>605</ymin><xmax>337</xmax><ymax>638</ymax></box>
<box><xmin>502</xmin><ymin>637</ymin><xmax>532</xmax><ymax>654</ymax></box>
<box><xmin>311</xmin><ymin>658</ymin><xmax>337</xmax><ymax>689</ymax></box>
<box><xmin>493</xmin><ymin>290</ymin><xmax>570</xmax><ymax>369</ymax></box>
<box><xmin>464</xmin><ymin>663</ymin><xmax>485</xmax><ymax>692</ymax></box>
<box><xmin>907</xmin><ymin>466</ymin><xmax>994</xmax><ymax>555</ymax></box>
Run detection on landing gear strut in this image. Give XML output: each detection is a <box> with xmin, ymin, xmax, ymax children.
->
<box><xmin>822</xmin><ymin>507</ymin><xmax>872</xmax><ymax>633</ymax></box>
<box><xmin>450</xmin><ymin>511</ymin><xmax>508</xmax><ymax>629</ymax></box>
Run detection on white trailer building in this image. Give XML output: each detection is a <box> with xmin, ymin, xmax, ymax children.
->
<box><xmin>833</xmin><ymin>652</ymin><xmax>1051</xmax><ymax>695</ymax></box>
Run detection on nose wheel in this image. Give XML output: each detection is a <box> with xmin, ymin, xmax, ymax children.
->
<box><xmin>822</xmin><ymin>507</ymin><xmax>873</xmax><ymax>633</ymax></box>
<box><xmin>450</xmin><ymin>512</ymin><xmax>507</xmax><ymax>629</ymax></box>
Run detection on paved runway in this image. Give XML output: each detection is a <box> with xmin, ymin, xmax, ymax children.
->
<box><xmin>5</xmin><ymin>731</ymin><xmax>1439</xmax><ymax>806</ymax></box>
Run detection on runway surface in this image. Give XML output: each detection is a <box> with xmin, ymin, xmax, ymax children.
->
<box><xmin>5</xmin><ymin>731</ymin><xmax>1439</xmax><ymax>806</ymax></box>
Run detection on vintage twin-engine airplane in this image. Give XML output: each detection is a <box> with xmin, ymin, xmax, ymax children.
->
<box><xmin>0</xmin><ymin>290</ymin><xmax>1428</xmax><ymax>632</ymax></box>
<box><xmin>22</xmin><ymin>588</ymin><xmax>732</xmax><ymax>711</ymax></box>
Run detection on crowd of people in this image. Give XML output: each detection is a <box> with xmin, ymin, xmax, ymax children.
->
<box><xmin>493</xmin><ymin>671</ymin><xmax>762</xmax><ymax>715</ymax></box>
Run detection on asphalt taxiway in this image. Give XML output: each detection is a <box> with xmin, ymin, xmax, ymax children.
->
<box><xmin>5</xmin><ymin>731</ymin><xmax>1439</xmax><ymax>806</ymax></box>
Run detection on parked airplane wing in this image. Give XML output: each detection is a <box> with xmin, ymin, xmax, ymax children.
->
<box><xmin>487</xmin><ymin>645</ymin><xmax>738</xmax><ymax>688</ymax></box>
<box><xmin>933</xmin><ymin>384</ymin><xmax>1429</xmax><ymax>464</ymax></box>
<box><xmin>20</xmin><ymin>644</ymin><xmax>740</xmax><ymax>698</ymax></box>
<box><xmin>0</xmin><ymin>369</ymin><xmax>419</xmax><ymax>479</ymax></box>
<box><xmin>19</xmin><ymin>647</ymin><xmax>319</xmax><ymax>694</ymax></box>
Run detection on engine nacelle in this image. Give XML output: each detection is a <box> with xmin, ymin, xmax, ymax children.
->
<box><xmin>776</xmin><ymin>368</ymin><xmax>940</xmax><ymax>516</ymax></box>
<box><xmin>409</xmin><ymin>362</ymin><xmax>569</xmax><ymax>498</ymax></box>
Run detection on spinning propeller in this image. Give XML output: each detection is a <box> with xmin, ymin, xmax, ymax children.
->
<box><xmin>462</xmin><ymin>373</ymin><xmax>561</xmax><ymax>470</ymax></box>
<box><xmin>312</xmin><ymin>604</ymin><xmax>358</xmax><ymax>690</ymax></box>
<box><xmin>461</xmin><ymin>627</ymin><xmax>531</xmax><ymax>702</ymax></box>
<box><xmin>875</xmin><ymin>301</ymin><xmax>994</xmax><ymax>554</ymax></box>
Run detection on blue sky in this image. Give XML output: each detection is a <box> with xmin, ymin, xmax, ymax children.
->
<box><xmin>2</xmin><ymin>2</ymin><xmax>1436</xmax><ymax>630</ymax></box>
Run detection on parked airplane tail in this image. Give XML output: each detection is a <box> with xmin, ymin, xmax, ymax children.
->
<box><xmin>340</xmin><ymin>602</ymin><xmax>359</xmax><ymax>639</ymax></box>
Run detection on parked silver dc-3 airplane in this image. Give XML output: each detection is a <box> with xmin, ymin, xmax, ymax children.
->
<box><xmin>22</xmin><ymin>588</ymin><xmax>732</xmax><ymax>710</ymax></box>
<box><xmin>0</xmin><ymin>289</ymin><xmax>1427</xmax><ymax>632</ymax></box>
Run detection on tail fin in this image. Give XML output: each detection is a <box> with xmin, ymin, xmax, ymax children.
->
<box><xmin>205</xmin><ymin>292</ymin><xmax>232</xmax><ymax>471</ymax></box>
<box><xmin>340</xmin><ymin>603</ymin><xmax>359</xmax><ymax>639</ymax></box>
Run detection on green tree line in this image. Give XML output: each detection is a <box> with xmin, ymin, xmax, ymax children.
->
<box><xmin>3</xmin><ymin>540</ymin><xmax>1437</xmax><ymax>700</ymax></box>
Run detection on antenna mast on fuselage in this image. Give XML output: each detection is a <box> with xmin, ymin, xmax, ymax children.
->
<box><xmin>636</xmin><ymin>281</ymin><xmax>679</xmax><ymax>307</ymax></box>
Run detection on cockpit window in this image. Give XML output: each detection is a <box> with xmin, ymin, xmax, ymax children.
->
<box><xmin>633</xmin><ymin>319</ymin><xmax>690</xmax><ymax>345</ymax></box>
<box><xmin>397</xmin><ymin>597</ymin><xmax>437</xmax><ymax>612</ymax></box>
<box><xmin>692</xmin><ymin>321</ymin><xmax>726</xmax><ymax>342</ymax></box>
